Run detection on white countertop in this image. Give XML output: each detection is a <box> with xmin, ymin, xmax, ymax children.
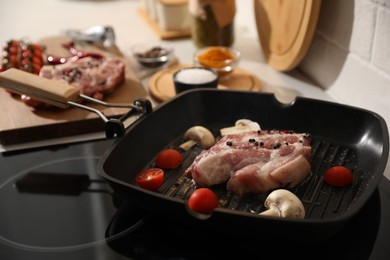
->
<box><xmin>0</xmin><ymin>0</ymin><xmax>333</xmax><ymax>100</ymax></box>
<box><xmin>1</xmin><ymin>0</ymin><xmax>389</xmax><ymax>180</ymax></box>
<box><xmin>0</xmin><ymin>0</ymin><xmax>351</xmax><ymax>148</ymax></box>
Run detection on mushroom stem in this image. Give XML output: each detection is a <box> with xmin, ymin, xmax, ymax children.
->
<box><xmin>179</xmin><ymin>126</ymin><xmax>215</xmax><ymax>151</ymax></box>
<box><xmin>259</xmin><ymin>189</ymin><xmax>305</xmax><ymax>219</ymax></box>
<box><xmin>259</xmin><ymin>205</ymin><xmax>281</xmax><ymax>217</ymax></box>
<box><xmin>179</xmin><ymin>139</ymin><xmax>197</xmax><ymax>151</ymax></box>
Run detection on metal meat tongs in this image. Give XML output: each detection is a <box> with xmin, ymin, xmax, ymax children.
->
<box><xmin>0</xmin><ymin>68</ymin><xmax>152</xmax><ymax>138</ymax></box>
<box><xmin>63</xmin><ymin>25</ymin><xmax>116</xmax><ymax>47</ymax></box>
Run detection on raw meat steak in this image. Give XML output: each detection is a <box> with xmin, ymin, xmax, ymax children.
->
<box><xmin>185</xmin><ymin>130</ymin><xmax>312</xmax><ymax>196</ymax></box>
<box><xmin>39</xmin><ymin>56</ymin><xmax>125</xmax><ymax>100</ymax></box>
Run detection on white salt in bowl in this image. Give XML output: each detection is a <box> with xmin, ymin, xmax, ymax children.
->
<box><xmin>173</xmin><ymin>67</ymin><xmax>218</xmax><ymax>94</ymax></box>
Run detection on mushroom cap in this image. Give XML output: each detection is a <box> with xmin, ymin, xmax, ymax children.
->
<box><xmin>235</xmin><ymin>119</ymin><xmax>261</xmax><ymax>130</ymax></box>
<box><xmin>263</xmin><ymin>189</ymin><xmax>305</xmax><ymax>219</ymax></box>
<box><xmin>183</xmin><ymin>126</ymin><xmax>216</xmax><ymax>149</ymax></box>
<box><xmin>220</xmin><ymin>119</ymin><xmax>261</xmax><ymax>136</ymax></box>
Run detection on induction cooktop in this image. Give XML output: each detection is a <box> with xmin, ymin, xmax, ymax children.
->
<box><xmin>0</xmin><ymin>139</ymin><xmax>389</xmax><ymax>260</ymax></box>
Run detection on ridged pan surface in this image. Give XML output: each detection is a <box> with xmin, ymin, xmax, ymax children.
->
<box><xmin>99</xmin><ymin>89</ymin><xmax>389</xmax><ymax>240</ymax></box>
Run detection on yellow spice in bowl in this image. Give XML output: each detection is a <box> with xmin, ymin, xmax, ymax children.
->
<box><xmin>195</xmin><ymin>47</ymin><xmax>239</xmax><ymax>78</ymax></box>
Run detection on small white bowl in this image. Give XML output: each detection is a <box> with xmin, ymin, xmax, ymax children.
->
<box><xmin>132</xmin><ymin>43</ymin><xmax>174</xmax><ymax>69</ymax></box>
<box><xmin>173</xmin><ymin>67</ymin><xmax>218</xmax><ymax>94</ymax></box>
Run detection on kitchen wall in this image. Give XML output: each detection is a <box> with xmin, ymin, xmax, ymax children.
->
<box><xmin>299</xmin><ymin>0</ymin><xmax>390</xmax><ymax>128</ymax></box>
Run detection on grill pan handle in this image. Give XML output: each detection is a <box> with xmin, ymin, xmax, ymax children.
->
<box><xmin>104</xmin><ymin>99</ymin><xmax>152</xmax><ymax>138</ymax></box>
<box><xmin>0</xmin><ymin>68</ymin><xmax>152</xmax><ymax>138</ymax></box>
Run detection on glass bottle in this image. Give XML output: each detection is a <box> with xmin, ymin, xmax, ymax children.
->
<box><xmin>189</xmin><ymin>0</ymin><xmax>236</xmax><ymax>48</ymax></box>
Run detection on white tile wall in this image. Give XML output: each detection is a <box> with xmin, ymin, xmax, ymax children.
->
<box><xmin>299</xmin><ymin>33</ymin><xmax>348</xmax><ymax>88</ymax></box>
<box><xmin>350</xmin><ymin>0</ymin><xmax>376</xmax><ymax>61</ymax></box>
<box><xmin>372</xmin><ymin>0</ymin><xmax>390</xmax><ymax>6</ymax></box>
<box><xmin>372</xmin><ymin>7</ymin><xmax>390</xmax><ymax>74</ymax></box>
<box><xmin>299</xmin><ymin>0</ymin><xmax>390</xmax><ymax>179</ymax></box>
<box><xmin>300</xmin><ymin>0</ymin><xmax>390</xmax><ymax>122</ymax></box>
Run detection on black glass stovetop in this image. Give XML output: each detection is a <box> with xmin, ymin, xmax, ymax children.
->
<box><xmin>1</xmin><ymin>139</ymin><xmax>390</xmax><ymax>260</ymax></box>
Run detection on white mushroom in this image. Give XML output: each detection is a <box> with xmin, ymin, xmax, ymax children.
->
<box><xmin>220</xmin><ymin>119</ymin><xmax>261</xmax><ymax>136</ymax></box>
<box><xmin>259</xmin><ymin>189</ymin><xmax>305</xmax><ymax>219</ymax></box>
<box><xmin>179</xmin><ymin>126</ymin><xmax>216</xmax><ymax>151</ymax></box>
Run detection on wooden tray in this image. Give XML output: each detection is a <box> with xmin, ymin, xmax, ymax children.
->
<box><xmin>148</xmin><ymin>64</ymin><xmax>263</xmax><ymax>102</ymax></box>
<box><xmin>254</xmin><ymin>0</ymin><xmax>321</xmax><ymax>71</ymax></box>
<box><xmin>0</xmin><ymin>36</ymin><xmax>147</xmax><ymax>145</ymax></box>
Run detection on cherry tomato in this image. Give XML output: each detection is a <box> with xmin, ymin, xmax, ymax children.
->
<box><xmin>188</xmin><ymin>188</ymin><xmax>219</xmax><ymax>214</ymax></box>
<box><xmin>155</xmin><ymin>149</ymin><xmax>183</xmax><ymax>169</ymax></box>
<box><xmin>136</xmin><ymin>168</ymin><xmax>164</xmax><ymax>191</ymax></box>
<box><xmin>32</xmin><ymin>56</ymin><xmax>43</xmax><ymax>66</ymax></box>
<box><xmin>20</xmin><ymin>95</ymin><xmax>49</xmax><ymax>108</ymax></box>
<box><xmin>323</xmin><ymin>166</ymin><xmax>353</xmax><ymax>187</ymax></box>
<box><xmin>32</xmin><ymin>45</ymin><xmax>43</xmax><ymax>57</ymax></box>
<box><xmin>9</xmin><ymin>54</ymin><xmax>18</xmax><ymax>67</ymax></box>
<box><xmin>8</xmin><ymin>46</ymin><xmax>18</xmax><ymax>55</ymax></box>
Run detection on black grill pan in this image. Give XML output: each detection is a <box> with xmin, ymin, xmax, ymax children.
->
<box><xmin>98</xmin><ymin>89</ymin><xmax>389</xmax><ymax>240</ymax></box>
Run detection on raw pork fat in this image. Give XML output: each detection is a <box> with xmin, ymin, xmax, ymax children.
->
<box><xmin>185</xmin><ymin>130</ymin><xmax>312</xmax><ymax>195</ymax></box>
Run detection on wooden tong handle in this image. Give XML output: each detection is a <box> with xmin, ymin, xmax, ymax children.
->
<box><xmin>0</xmin><ymin>68</ymin><xmax>80</xmax><ymax>108</ymax></box>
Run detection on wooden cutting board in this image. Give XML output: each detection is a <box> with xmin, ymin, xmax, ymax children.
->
<box><xmin>148</xmin><ymin>64</ymin><xmax>263</xmax><ymax>102</ymax></box>
<box><xmin>0</xmin><ymin>36</ymin><xmax>147</xmax><ymax>145</ymax></box>
<box><xmin>254</xmin><ymin>0</ymin><xmax>321</xmax><ymax>71</ymax></box>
